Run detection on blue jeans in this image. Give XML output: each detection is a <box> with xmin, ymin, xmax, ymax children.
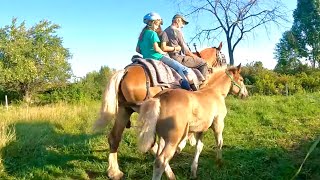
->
<box><xmin>160</xmin><ymin>55</ymin><xmax>189</xmax><ymax>80</ymax></box>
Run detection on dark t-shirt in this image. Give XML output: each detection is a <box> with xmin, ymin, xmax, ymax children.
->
<box><xmin>161</xmin><ymin>26</ymin><xmax>190</xmax><ymax>59</ymax></box>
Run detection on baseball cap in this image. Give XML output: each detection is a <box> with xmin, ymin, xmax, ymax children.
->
<box><xmin>172</xmin><ymin>14</ymin><xmax>189</xmax><ymax>25</ymax></box>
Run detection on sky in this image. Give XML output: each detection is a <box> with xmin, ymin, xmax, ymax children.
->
<box><xmin>0</xmin><ymin>0</ymin><xmax>296</xmax><ymax>78</ymax></box>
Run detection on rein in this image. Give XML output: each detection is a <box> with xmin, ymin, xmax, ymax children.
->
<box><xmin>225</xmin><ymin>70</ymin><xmax>242</xmax><ymax>95</ymax></box>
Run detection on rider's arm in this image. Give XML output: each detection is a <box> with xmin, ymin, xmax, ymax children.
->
<box><xmin>161</xmin><ymin>41</ymin><xmax>181</xmax><ymax>52</ymax></box>
<box><xmin>160</xmin><ymin>32</ymin><xmax>181</xmax><ymax>52</ymax></box>
<box><xmin>176</xmin><ymin>30</ymin><xmax>198</xmax><ymax>58</ymax></box>
<box><xmin>153</xmin><ymin>42</ymin><xmax>166</xmax><ymax>55</ymax></box>
<box><xmin>136</xmin><ymin>45</ymin><xmax>141</xmax><ymax>54</ymax></box>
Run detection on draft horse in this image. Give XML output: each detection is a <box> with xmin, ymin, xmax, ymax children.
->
<box><xmin>138</xmin><ymin>65</ymin><xmax>248</xmax><ymax>179</ymax></box>
<box><xmin>93</xmin><ymin>42</ymin><xmax>225</xmax><ymax>180</ymax></box>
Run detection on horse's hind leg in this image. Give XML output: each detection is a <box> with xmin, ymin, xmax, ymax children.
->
<box><xmin>107</xmin><ymin>106</ymin><xmax>133</xmax><ymax>180</ymax></box>
<box><xmin>153</xmin><ymin>142</ymin><xmax>177</xmax><ymax>180</ymax></box>
<box><xmin>155</xmin><ymin>138</ymin><xmax>175</xmax><ymax>179</ymax></box>
<box><xmin>191</xmin><ymin>132</ymin><xmax>204</xmax><ymax>179</ymax></box>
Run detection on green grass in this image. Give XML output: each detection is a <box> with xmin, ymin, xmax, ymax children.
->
<box><xmin>0</xmin><ymin>93</ymin><xmax>319</xmax><ymax>180</ymax></box>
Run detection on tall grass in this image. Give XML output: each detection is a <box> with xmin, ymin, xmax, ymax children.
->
<box><xmin>0</xmin><ymin>93</ymin><xmax>319</xmax><ymax>179</ymax></box>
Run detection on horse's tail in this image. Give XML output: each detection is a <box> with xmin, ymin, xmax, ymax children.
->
<box><xmin>93</xmin><ymin>69</ymin><xmax>126</xmax><ymax>132</ymax></box>
<box><xmin>138</xmin><ymin>98</ymin><xmax>161</xmax><ymax>153</ymax></box>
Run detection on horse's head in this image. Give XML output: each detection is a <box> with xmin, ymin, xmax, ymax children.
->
<box><xmin>226</xmin><ymin>64</ymin><xmax>248</xmax><ymax>99</ymax></box>
<box><xmin>193</xmin><ymin>42</ymin><xmax>227</xmax><ymax>71</ymax></box>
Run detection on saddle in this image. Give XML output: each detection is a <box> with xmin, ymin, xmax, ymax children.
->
<box><xmin>126</xmin><ymin>55</ymin><xmax>205</xmax><ymax>89</ymax></box>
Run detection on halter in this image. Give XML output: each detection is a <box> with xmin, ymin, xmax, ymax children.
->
<box><xmin>225</xmin><ymin>70</ymin><xmax>242</xmax><ymax>96</ymax></box>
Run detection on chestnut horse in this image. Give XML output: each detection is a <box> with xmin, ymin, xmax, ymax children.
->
<box><xmin>193</xmin><ymin>42</ymin><xmax>226</xmax><ymax>70</ymax></box>
<box><xmin>138</xmin><ymin>65</ymin><xmax>248</xmax><ymax>180</ymax></box>
<box><xmin>93</xmin><ymin>43</ymin><xmax>225</xmax><ymax>180</ymax></box>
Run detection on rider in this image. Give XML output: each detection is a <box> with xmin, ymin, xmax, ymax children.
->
<box><xmin>136</xmin><ymin>12</ymin><xmax>197</xmax><ymax>91</ymax></box>
<box><xmin>161</xmin><ymin>14</ymin><xmax>208</xmax><ymax>79</ymax></box>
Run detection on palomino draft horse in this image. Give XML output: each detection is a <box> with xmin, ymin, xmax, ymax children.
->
<box><xmin>138</xmin><ymin>65</ymin><xmax>248</xmax><ymax>180</ymax></box>
<box><xmin>93</xmin><ymin>43</ymin><xmax>225</xmax><ymax>180</ymax></box>
<box><xmin>192</xmin><ymin>42</ymin><xmax>226</xmax><ymax>70</ymax></box>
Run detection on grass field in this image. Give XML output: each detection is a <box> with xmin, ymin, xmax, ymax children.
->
<box><xmin>0</xmin><ymin>93</ymin><xmax>319</xmax><ymax>180</ymax></box>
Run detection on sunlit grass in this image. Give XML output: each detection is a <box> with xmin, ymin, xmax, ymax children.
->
<box><xmin>0</xmin><ymin>93</ymin><xmax>319</xmax><ymax>179</ymax></box>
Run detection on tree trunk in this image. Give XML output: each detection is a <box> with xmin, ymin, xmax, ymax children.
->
<box><xmin>23</xmin><ymin>90</ymin><xmax>32</xmax><ymax>104</ymax></box>
<box><xmin>227</xmin><ymin>38</ymin><xmax>234</xmax><ymax>65</ymax></box>
<box><xmin>312</xmin><ymin>50</ymin><xmax>316</xmax><ymax>69</ymax></box>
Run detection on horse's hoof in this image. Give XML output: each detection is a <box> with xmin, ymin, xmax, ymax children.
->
<box><xmin>191</xmin><ymin>173</ymin><xmax>197</xmax><ymax>179</ymax></box>
<box><xmin>216</xmin><ymin>159</ymin><xmax>223</xmax><ymax>167</ymax></box>
<box><xmin>108</xmin><ymin>169</ymin><xmax>124</xmax><ymax>180</ymax></box>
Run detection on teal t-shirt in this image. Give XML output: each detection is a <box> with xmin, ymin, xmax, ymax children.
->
<box><xmin>137</xmin><ymin>29</ymin><xmax>163</xmax><ymax>60</ymax></box>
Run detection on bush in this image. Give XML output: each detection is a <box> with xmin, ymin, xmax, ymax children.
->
<box><xmin>242</xmin><ymin>62</ymin><xmax>320</xmax><ymax>95</ymax></box>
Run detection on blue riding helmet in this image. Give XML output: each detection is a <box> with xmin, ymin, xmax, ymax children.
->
<box><xmin>143</xmin><ymin>12</ymin><xmax>163</xmax><ymax>25</ymax></box>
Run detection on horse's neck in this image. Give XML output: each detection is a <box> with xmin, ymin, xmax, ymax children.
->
<box><xmin>200</xmin><ymin>48</ymin><xmax>216</xmax><ymax>66</ymax></box>
<box><xmin>203</xmin><ymin>72</ymin><xmax>231</xmax><ymax>97</ymax></box>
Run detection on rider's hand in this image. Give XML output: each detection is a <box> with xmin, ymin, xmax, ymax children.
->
<box><xmin>174</xmin><ymin>45</ymin><xmax>181</xmax><ymax>52</ymax></box>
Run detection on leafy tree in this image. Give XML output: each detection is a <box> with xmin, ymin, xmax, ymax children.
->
<box><xmin>291</xmin><ymin>0</ymin><xmax>320</xmax><ymax>68</ymax></box>
<box><xmin>98</xmin><ymin>66</ymin><xmax>115</xmax><ymax>89</ymax></box>
<box><xmin>34</xmin><ymin>66</ymin><xmax>115</xmax><ymax>104</ymax></box>
<box><xmin>176</xmin><ymin>0</ymin><xmax>288</xmax><ymax>65</ymax></box>
<box><xmin>274</xmin><ymin>30</ymin><xmax>302</xmax><ymax>74</ymax></box>
<box><xmin>0</xmin><ymin>18</ymin><xmax>72</xmax><ymax>102</ymax></box>
<box><xmin>79</xmin><ymin>66</ymin><xmax>115</xmax><ymax>99</ymax></box>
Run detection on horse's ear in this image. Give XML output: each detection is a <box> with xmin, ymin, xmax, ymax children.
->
<box><xmin>218</xmin><ymin>42</ymin><xmax>222</xmax><ymax>50</ymax></box>
<box><xmin>237</xmin><ymin>63</ymin><xmax>242</xmax><ymax>73</ymax></box>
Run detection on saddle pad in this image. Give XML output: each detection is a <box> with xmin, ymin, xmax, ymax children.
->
<box><xmin>127</xmin><ymin>55</ymin><xmax>204</xmax><ymax>89</ymax></box>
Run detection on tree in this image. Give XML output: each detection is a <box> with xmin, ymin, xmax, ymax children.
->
<box><xmin>96</xmin><ymin>66</ymin><xmax>115</xmax><ymax>92</ymax></box>
<box><xmin>274</xmin><ymin>30</ymin><xmax>302</xmax><ymax>74</ymax></box>
<box><xmin>0</xmin><ymin>18</ymin><xmax>72</xmax><ymax>102</ymax></box>
<box><xmin>291</xmin><ymin>0</ymin><xmax>320</xmax><ymax>68</ymax></box>
<box><xmin>177</xmin><ymin>0</ymin><xmax>288</xmax><ymax>65</ymax></box>
<box><xmin>76</xmin><ymin>66</ymin><xmax>115</xmax><ymax>100</ymax></box>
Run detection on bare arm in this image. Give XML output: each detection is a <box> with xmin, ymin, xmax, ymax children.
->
<box><xmin>153</xmin><ymin>42</ymin><xmax>166</xmax><ymax>54</ymax></box>
<box><xmin>161</xmin><ymin>41</ymin><xmax>181</xmax><ymax>52</ymax></box>
<box><xmin>136</xmin><ymin>45</ymin><xmax>141</xmax><ymax>53</ymax></box>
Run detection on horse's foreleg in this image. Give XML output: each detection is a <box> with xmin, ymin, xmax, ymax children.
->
<box><xmin>191</xmin><ymin>132</ymin><xmax>204</xmax><ymax>179</ymax></box>
<box><xmin>107</xmin><ymin>107</ymin><xmax>132</xmax><ymax>180</ymax></box>
<box><xmin>212</xmin><ymin>116</ymin><xmax>225</xmax><ymax>164</ymax></box>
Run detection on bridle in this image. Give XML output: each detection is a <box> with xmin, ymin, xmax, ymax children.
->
<box><xmin>225</xmin><ymin>70</ymin><xmax>242</xmax><ymax>96</ymax></box>
<box><xmin>191</xmin><ymin>46</ymin><xmax>227</xmax><ymax>73</ymax></box>
<box><xmin>216</xmin><ymin>49</ymin><xmax>226</xmax><ymax>66</ymax></box>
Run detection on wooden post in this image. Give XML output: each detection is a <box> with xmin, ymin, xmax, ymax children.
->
<box><xmin>5</xmin><ymin>95</ymin><xmax>8</xmax><ymax>111</ymax></box>
<box><xmin>285</xmin><ymin>83</ymin><xmax>289</xmax><ymax>96</ymax></box>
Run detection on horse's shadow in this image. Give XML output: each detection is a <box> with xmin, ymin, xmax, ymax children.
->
<box><xmin>1</xmin><ymin>121</ymin><xmax>103</xmax><ymax>179</ymax></box>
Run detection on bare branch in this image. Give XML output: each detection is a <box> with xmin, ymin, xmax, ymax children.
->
<box><xmin>188</xmin><ymin>26</ymin><xmax>223</xmax><ymax>43</ymax></box>
<box><xmin>175</xmin><ymin>0</ymin><xmax>288</xmax><ymax>65</ymax></box>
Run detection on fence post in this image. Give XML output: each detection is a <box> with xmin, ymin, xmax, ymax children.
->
<box><xmin>5</xmin><ymin>95</ymin><xmax>8</xmax><ymax>111</ymax></box>
<box><xmin>285</xmin><ymin>83</ymin><xmax>289</xmax><ymax>96</ymax></box>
